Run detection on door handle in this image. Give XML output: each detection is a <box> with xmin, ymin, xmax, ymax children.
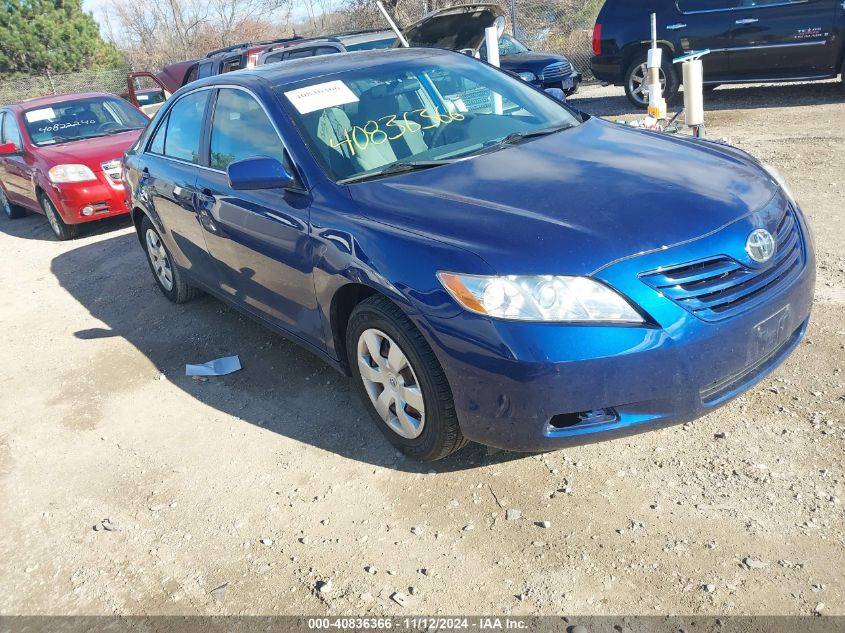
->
<box><xmin>666</xmin><ymin>23</ymin><xmax>687</xmax><ymax>30</ymax></box>
<box><xmin>735</xmin><ymin>18</ymin><xmax>758</xmax><ymax>24</ymax></box>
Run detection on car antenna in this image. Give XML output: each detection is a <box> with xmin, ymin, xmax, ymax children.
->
<box><xmin>376</xmin><ymin>0</ymin><xmax>410</xmax><ymax>47</ymax></box>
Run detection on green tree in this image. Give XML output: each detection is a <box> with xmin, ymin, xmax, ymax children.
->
<box><xmin>0</xmin><ymin>0</ymin><xmax>123</xmax><ymax>77</ymax></box>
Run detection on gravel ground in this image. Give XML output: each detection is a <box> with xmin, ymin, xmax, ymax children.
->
<box><xmin>0</xmin><ymin>81</ymin><xmax>843</xmax><ymax>617</ymax></box>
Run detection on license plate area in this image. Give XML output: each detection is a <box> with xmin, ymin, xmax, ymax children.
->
<box><xmin>750</xmin><ymin>304</ymin><xmax>790</xmax><ymax>363</ymax></box>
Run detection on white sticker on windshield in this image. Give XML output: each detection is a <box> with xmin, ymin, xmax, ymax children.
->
<box><xmin>25</xmin><ymin>107</ymin><xmax>56</xmax><ymax>123</ymax></box>
<box><xmin>284</xmin><ymin>81</ymin><xmax>359</xmax><ymax>115</ymax></box>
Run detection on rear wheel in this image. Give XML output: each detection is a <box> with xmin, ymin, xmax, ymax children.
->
<box><xmin>624</xmin><ymin>51</ymin><xmax>679</xmax><ymax>109</ymax></box>
<box><xmin>347</xmin><ymin>295</ymin><xmax>467</xmax><ymax>462</ymax></box>
<box><xmin>39</xmin><ymin>192</ymin><xmax>79</xmax><ymax>240</ymax></box>
<box><xmin>0</xmin><ymin>185</ymin><xmax>25</xmax><ymax>219</ymax></box>
<box><xmin>140</xmin><ymin>215</ymin><xmax>201</xmax><ymax>303</ymax></box>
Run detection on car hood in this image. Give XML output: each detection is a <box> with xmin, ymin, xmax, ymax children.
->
<box><xmin>35</xmin><ymin>130</ymin><xmax>142</xmax><ymax>170</ymax></box>
<box><xmin>501</xmin><ymin>51</ymin><xmax>568</xmax><ymax>70</ymax></box>
<box><xmin>348</xmin><ymin>119</ymin><xmax>778</xmax><ymax>276</ymax></box>
<box><xmin>401</xmin><ymin>4</ymin><xmax>505</xmax><ymax>53</ymax></box>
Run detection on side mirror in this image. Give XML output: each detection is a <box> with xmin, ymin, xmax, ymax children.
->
<box><xmin>0</xmin><ymin>142</ymin><xmax>20</xmax><ymax>156</ymax></box>
<box><xmin>227</xmin><ymin>156</ymin><xmax>294</xmax><ymax>190</ymax></box>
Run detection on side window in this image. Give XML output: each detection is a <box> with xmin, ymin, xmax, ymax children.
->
<box><xmin>209</xmin><ymin>88</ymin><xmax>287</xmax><ymax>171</ymax></box>
<box><xmin>161</xmin><ymin>91</ymin><xmax>210</xmax><ymax>163</ymax></box>
<box><xmin>0</xmin><ymin>112</ymin><xmax>5</xmax><ymax>143</ymax></box>
<box><xmin>221</xmin><ymin>57</ymin><xmax>242</xmax><ymax>73</ymax></box>
<box><xmin>183</xmin><ymin>64</ymin><xmax>198</xmax><ymax>85</ymax></box>
<box><xmin>197</xmin><ymin>62</ymin><xmax>214</xmax><ymax>79</ymax></box>
<box><xmin>148</xmin><ymin>114</ymin><xmax>168</xmax><ymax>154</ymax></box>
<box><xmin>264</xmin><ymin>51</ymin><xmax>284</xmax><ymax>64</ymax></box>
<box><xmin>2</xmin><ymin>112</ymin><xmax>23</xmax><ymax>147</ymax></box>
<box><xmin>312</xmin><ymin>46</ymin><xmax>339</xmax><ymax>57</ymax></box>
<box><xmin>677</xmin><ymin>0</ymin><xmax>739</xmax><ymax>11</ymax></box>
<box><xmin>286</xmin><ymin>48</ymin><xmax>315</xmax><ymax>60</ymax></box>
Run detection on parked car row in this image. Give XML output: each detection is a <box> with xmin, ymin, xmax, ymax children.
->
<box><xmin>124</xmin><ymin>5</ymin><xmax>582</xmax><ymax>113</ymax></box>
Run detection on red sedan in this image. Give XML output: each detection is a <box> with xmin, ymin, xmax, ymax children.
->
<box><xmin>0</xmin><ymin>92</ymin><xmax>147</xmax><ymax>240</ymax></box>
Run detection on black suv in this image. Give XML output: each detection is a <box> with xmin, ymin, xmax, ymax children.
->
<box><xmin>591</xmin><ymin>0</ymin><xmax>845</xmax><ymax>107</ymax></box>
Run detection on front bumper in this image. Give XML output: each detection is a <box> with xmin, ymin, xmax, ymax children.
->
<box><xmin>423</xmin><ymin>203</ymin><xmax>816</xmax><ymax>452</ymax></box>
<box><xmin>50</xmin><ymin>172</ymin><xmax>130</xmax><ymax>225</ymax></box>
<box><xmin>538</xmin><ymin>71</ymin><xmax>582</xmax><ymax>92</ymax></box>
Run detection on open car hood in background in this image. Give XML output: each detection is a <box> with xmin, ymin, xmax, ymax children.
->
<box><xmin>400</xmin><ymin>4</ymin><xmax>505</xmax><ymax>53</ymax></box>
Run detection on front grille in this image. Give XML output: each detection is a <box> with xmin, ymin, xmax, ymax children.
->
<box><xmin>541</xmin><ymin>61</ymin><xmax>573</xmax><ymax>81</ymax></box>
<box><xmin>640</xmin><ymin>207</ymin><xmax>804</xmax><ymax>322</ymax></box>
<box><xmin>101</xmin><ymin>159</ymin><xmax>122</xmax><ymax>183</ymax></box>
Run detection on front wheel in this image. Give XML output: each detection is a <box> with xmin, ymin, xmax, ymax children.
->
<box><xmin>347</xmin><ymin>295</ymin><xmax>467</xmax><ymax>461</ymax></box>
<box><xmin>40</xmin><ymin>193</ymin><xmax>79</xmax><ymax>240</ymax></box>
<box><xmin>623</xmin><ymin>51</ymin><xmax>679</xmax><ymax>109</ymax></box>
<box><xmin>140</xmin><ymin>215</ymin><xmax>201</xmax><ymax>303</ymax></box>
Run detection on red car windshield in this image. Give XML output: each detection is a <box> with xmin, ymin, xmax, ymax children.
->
<box><xmin>22</xmin><ymin>97</ymin><xmax>148</xmax><ymax>147</ymax></box>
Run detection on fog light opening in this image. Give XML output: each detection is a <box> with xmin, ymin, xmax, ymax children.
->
<box><xmin>549</xmin><ymin>408</ymin><xmax>618</xmax><ymax>429</ymax></box>
<box><xmin>81</xmin><ymin>205</ymin><xmax>94</xmax><ymax>216</ymax></box>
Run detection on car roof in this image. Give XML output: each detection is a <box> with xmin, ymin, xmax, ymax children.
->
<box><xmin>201</xmin><ymin>47</ymin><xmax>452</xmax><ymax>90</ymax></box>
<box><xmin>5</xmin><ymin>92</ymin><xmax>117</xmax><ymax>112</ymax></box>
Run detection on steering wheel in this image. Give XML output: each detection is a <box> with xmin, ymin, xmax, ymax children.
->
<box><xmin>96</xmin><ymin>121</ymin><xmax>123</xmax><ymax>133</ymax></box>
<box><xmin>427</xmin><ymin>111</ymin><xmax>474</xmax><ymax>148</ymax></box>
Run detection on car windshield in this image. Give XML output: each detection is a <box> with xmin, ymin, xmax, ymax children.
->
<box><xmin>480</xmin><ymin>34</ymin><xmax>530</xmax><ymax>59</ymax></box>
<box><xmin>23</xmin><ymin>96</ymin><xmax>148</xmax><ymax>147</ymax></box>
<box><xmin>279</xmin><ymin>53</ymin><xmax>580</xmax><ymax>182</ymax></box>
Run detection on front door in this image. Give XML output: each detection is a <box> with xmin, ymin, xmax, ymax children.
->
<box><xmin>141</xmin><ymin>89</ymin><xmax>218</xmax><ymax>288</ymax></box>
<box><xmin>728</xmin><ymin>0</ymin><xmax>840</xmax><ymax>78</ymax></box>
<box><xmin>195</xmin><ymin>88</ymin><xmax>322</xmax><ymax>346</ymax></box>
<box><xmin>0</xmin><ymin>111</ymin><xmax>35</xmax><ymax>206</ymax></box>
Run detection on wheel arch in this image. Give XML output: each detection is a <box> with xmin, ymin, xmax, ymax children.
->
<box><xmin>329</xmin><ymin>282</ymin><xmax>383</xmax><ymax>375</ymax></box>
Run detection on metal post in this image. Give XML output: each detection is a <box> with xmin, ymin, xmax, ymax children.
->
<box><xmin>377</xmin><ymin>0</ymin><xmax>410</xmax><ymax>47</ymax></box>
<box><xmin>510</xmin><ymin>0</ymin><xmax>517</xmax><ymax>37</ymax></box>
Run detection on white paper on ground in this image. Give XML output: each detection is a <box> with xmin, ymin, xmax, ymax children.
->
<box><xmin>284</xmin><ymin>80</ymin><xmax>359</xmax><ymax>115</ymax></box>
<box><xmin>25</xmin><ymin>107</ymin><xmax>56</xmax><ymax>123</ymax></box>
<box><xmin>185</xmin><ymin>355</ymin><xmax>242</xmax><ymax>376</ymax></box>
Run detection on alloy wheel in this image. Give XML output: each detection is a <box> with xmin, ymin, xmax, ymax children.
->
<box><xmin>44</xmin><ymin>200</ymin><xmax>62</xmax><ymax>235</ymax></box>
<box><xmin>145</xmin><ymin>228</ymin><xmax>174</xmax><ymax>291</ymax></box>
<box><xmin>356</xmin><ymin>328</ymin><xmax>425</xmax><ymax>439</ymax></box>
<box><xmin>628</xmin><ymin>62</ymin><xmax>667</xmax><ymax>107</ymax></box>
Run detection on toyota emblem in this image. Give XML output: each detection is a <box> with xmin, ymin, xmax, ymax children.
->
<box><xmin>746</xmin><ymin>229</ymin><xmax>776</xmax><ymax>263</ymax></box>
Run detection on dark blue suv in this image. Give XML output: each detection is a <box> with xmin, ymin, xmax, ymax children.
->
<box><xmin>591</xmin><ymin>0</ymin><xmax>845</xmax><ymax>107</ymax></box>
<box><xmin>123</xmin><ymin>48</ymin><xmax>814</xmax><ymax>461</ymax></box>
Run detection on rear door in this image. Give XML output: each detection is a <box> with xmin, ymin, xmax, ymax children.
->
<box><xmin>141</xmin><ymin>89</ymin><xmax>218</xmax><ymax>288</ymax></box>
<box><xmin>728</xmin><ymin>0</ymin><xmax>840</xmax><ymax>78</ymax></box>
<box><xmin>673</xmin><ymin>0</ymin><xmax>739</xmax><ymax>80</ymax></box>
<box><xmin>194</xmin><ymin>87</ymin><xmax>322</xmax><ymax>346</ymax></box>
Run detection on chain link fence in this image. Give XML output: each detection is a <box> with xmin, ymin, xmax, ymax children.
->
<box><xmin>0</xmin><ymin>67</ymin><xmax>131</xmax><ymax>107</ymax></box>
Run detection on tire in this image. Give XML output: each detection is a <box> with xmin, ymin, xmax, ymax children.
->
<box><xmin>0</xmin><ymin>184</ymin><xmax>25</xmax><ymax>219</ymax></box>
<box><xmin>140</xmin><ymin>215</ymin><xmax>201</xmax><ymax>303</ymax></box>
<box><xmin>39</xmin><ymin>192</ymin><xmax>79</xmax><ymax>240</ymax></box>
<box><xmin>347</xmin><ymin>295</ymin><xmax>467</xmax><ymax>462</ymax></box>
<box><xmin>564</xmin><ymin>85</ymin><xmax>579</xmax><ymax>97</ymax></box>
<box><xmin>623</xmin><ymin>50</ymin><xmax>679</xmax><ymax>109</ymax></box>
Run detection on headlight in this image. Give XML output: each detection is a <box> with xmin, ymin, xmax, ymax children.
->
<box><xmin>437</xmin><ymin>273</ymin><xmax>644</xmax><ymax>323</ymax></box>
<box><xmin>48</xmin><ymin>164</ymin><xmax>97</xmax><ymax>183</ymax></box>
<box><xmin>517</xmin><ymin>71</ymin><xmax>537</xmax><ymax>82</ymax></box>
<box><xmin>762</xmin><ymin>163</ymin><xmax>795</xmax><ymax>205</ymax></box>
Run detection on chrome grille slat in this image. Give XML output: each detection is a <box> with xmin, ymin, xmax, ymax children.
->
<box><xmin>541</xmin><ymin>61</ymin><xmax>573</xmax><ymax>80</ymax></box>
<box><xmin>640</xmin><ymin>206</ymin><xmax>804</xmax><ymax>322</ymax></box>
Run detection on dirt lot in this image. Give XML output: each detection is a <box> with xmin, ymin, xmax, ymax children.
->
<box><xmin>1</xmin><ymin>81</ymin><xmax>843</xmax><ymax>617</ymax></box>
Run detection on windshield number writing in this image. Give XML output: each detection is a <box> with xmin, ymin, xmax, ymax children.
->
<box><xmin>329</xmin><ymin>108</ymin><xmax>464</xmax><ymax>156</ymax></box>
<box><xmin>37</xmin><ymin>120</ymin><xmax>97</xmax><ymax>133</ymax></box>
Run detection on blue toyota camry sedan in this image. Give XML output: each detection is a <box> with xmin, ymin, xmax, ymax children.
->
<box><xmin>123</xmin><ymin>48</ymin><xmax>815</xmax><ymax>461</ymax></box>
